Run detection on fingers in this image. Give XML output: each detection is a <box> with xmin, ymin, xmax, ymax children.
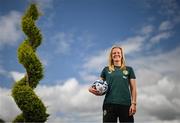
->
<box><xmin>129</xmin><ymin>106</ymin><xmax>136</xmax><ymax>116</ymax></box>
<box><xmin>89</xmin><ymin>87</ymin><xmax>97</xmax><ymax>93</ymax></box>
<box><xmin>129</xmin><ymin>107</ymin><xmax>132</xmax><ymax>116</ymax></box>
<box><xmin>88</xmin><ymin>87</ymin><xmax>101</xmax><ymax>96</ymax></box>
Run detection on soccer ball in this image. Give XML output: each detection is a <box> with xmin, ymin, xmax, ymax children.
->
<box><xmin>92</xmin><ymin>80</ymin><xmax>108</xmax><ymax>95</ymax></box>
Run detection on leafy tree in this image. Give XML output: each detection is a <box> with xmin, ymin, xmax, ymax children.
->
<box><xmin>12</xmin><ymin>3</ymin><xmax>49</xmax><ymax>122</ymax></box>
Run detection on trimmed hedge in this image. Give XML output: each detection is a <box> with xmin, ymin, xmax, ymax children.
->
<box><xmin>12</xmin><ymin>3</ymin><xmax>49</xmax><ymax>122</ymax></box>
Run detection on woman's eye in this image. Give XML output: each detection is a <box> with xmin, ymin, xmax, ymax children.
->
<box><xmin>112</xmin><ymin>52</ymin><xmax>120</xmax><ymax>55</ymax></box>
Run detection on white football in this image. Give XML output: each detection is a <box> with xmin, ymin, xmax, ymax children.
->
<box><xmin>92</xmin><ymin>80</ymin><xmax>108</xmax><ymax>95</ymax></box>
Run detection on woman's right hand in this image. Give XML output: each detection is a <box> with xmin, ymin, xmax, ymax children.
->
<box><xmin>88</xmin><ymin>87</ymin><xmax>101</xmax><ymax>96</ymax></box>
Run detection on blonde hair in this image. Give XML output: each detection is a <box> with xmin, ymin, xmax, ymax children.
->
<box><xmin>108</xmin><ymin>45</ymin><xmax>126</xmax><ymax>72</ymax></box>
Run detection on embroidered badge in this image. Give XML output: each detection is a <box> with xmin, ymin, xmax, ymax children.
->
<box><xmin>108</xmin><ymin>71</ymin><xmax>112</xmax><ymax>74</ymax></box>
<box><xmin>123</xmin><ymin>70</ymin><xmax>128</xmax><ymax>75</ymax></box>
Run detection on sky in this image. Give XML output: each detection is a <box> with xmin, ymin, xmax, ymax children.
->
<box><xmin>0</xmin><ymin>0</ymin><xmax>180</xmax><ymax>122</ymax></box>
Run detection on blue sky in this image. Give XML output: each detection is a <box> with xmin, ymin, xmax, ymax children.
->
<box><xmin>0</xmin><ymin>0</ymin><xmax>180</xmax><ymax>122</ymax></box>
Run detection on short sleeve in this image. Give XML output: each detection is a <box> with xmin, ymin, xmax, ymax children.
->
<box><xmin>128</xmin><ymin>67</ymin><xmax>136</xmax><ymax>79</ymax></box>
<box><xmin>100</xmin><ymin>67</ymin><xmax>106</xmax><ymax>80</ymax></box>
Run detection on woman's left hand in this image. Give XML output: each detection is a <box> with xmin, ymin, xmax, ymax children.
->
<box><xmin>129</xmin><ymin>104</ymin><xmax>136</xmax><ymax>116</ymax></box>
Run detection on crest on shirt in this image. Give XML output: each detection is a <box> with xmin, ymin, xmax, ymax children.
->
<box><xmin>123</xmin><ymin>70</ymin><xmax>128</xmax><ymax>75</ymax></box>
<box><xmin>108</xmin><ymin>71</ymin><xmax>112</xmax><ymax>74</ymax></box>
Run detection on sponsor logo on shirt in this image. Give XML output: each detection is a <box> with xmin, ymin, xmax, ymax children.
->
<box><xmin>123</xmin><ymin>76</ymin><xmax>127</xmax><ymax>79</ymax></box>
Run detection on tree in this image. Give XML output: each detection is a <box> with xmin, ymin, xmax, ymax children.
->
<box><xmin>12</xmin><ymin>3</ymin><xmax>49</xmax><ymax>122</ymax></box>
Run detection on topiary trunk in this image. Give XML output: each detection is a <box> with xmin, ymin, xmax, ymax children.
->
<box><xmin>12</xmin><ymin>3</ymin><xmax>49</xmax><ymax>122</ymax></box>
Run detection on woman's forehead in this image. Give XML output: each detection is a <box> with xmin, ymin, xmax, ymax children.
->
<box><xmin>112</xmin><ymin>47</ymin><xmax>121</xmax><ymax>52</ymax></box>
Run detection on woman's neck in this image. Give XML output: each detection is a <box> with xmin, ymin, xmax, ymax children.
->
<box><xmin>113</xmin><ymin>61</ymin><xmax>121</xmax><ymax>67</ymax></box>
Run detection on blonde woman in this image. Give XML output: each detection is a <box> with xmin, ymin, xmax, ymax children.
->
<box><xmin>89</xmin><ymin>46</ymin><xmax>137</xmax><ymax>123</ymax></box>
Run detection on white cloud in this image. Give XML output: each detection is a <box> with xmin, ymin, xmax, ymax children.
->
<box><xmin>157</xmin><ymin>77</ymin><xmax>175</xmax><ymax>94</ymax></box>
<box><xmin>35</xmin><ymin>78</ymin><xmax>105</xmax><ymax>123</ymax></box>
<box><xmin>149</xmin><ymin>32</ymin><xmax>172</xmax><ymax>44</ymax></box>
<box><xmin>172</xmin><ymin>98</ymin><xmax>180</xmax><ymax>110</ymax></box>
<box><xmin>159</xmin><ymin>20</ymin><xmax>174</xmax><ymax>31</ymax></box>
<box><xmin>131</xmin><ymin>47</ymin><xmax>180</xmax><ymax>121</ymax></box>
<box><xmin>0</xmin><ymin>88</ymin><xmax>21</xmax><ymax>121</ymax></box>
<box><xmin>0</xmin><ymin>11</ymin><xmax>22</xmax><ymax>47</ymax></box>
<box><xmin>135</xmin><ymin>68</ymin><xmax>163</xmax><ymax>86</ymax></box>
<box><xmin>138</xmin><ymin>93</ymin><xmax>180</xmax><ymax>121</ymax></box>
<box><xmin>82</xmin><ymin>50</ymin><xmax>108</xmax><ymax>72</ymax></box>
<box><xmin>79</xmin><ymin>71</ymin><xmax>98</xmax><ymax>83</ymax></box>
<box><xmin>140</xmin><ymin>25</ymin><xmax>154</xmax><ymax>35</ymax></box>
<box><xmin>119</xmin><ymin>36</ymin><xmax>146</xmax><ymax>54</ymax></box>
<box><xmin>52</xmin><ymin>31</ymin><xmax>95</xmax><ymax>56</ymax></box>
<box><xmin>132</xmin><ymin>47</ymin><xmax>180</xmax><ymax>74</ymax></box>
<box><xmin>129</xmin><ymin>48</ymin><xmax>180</xmax><ymax>123</ymax></box>
<box><xmin>139</xmin><ymin>77</ymin><xmax>175</xmax><ymax>96</ymax></box>
<box><xmin>52</xmin><ymin>32</ymin><xmax>74</xmax><ymax>55</ymax></box>
<box><xmin>138</xmin><ymin>77</ymin><xmax>180</xmax><ymax>120</ymax></box>
<box><xmin>9</xmin><ymin>71</ymin><xmax>25</xmax><ymax>81</ymax></box>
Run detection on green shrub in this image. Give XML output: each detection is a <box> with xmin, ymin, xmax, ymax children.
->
<box><xmin>12</xmin><ymin>3</ymin><xmax>49</xmax><ymax>122</ymax></box>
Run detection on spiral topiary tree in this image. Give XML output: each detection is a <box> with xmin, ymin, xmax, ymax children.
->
<box><xmin>12</xmin><ymin>3</ymin><xmax>49</xmax><ymax>122</ymax></box>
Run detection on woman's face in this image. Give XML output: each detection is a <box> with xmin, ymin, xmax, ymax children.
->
<box><xmin>111</xmin><ymin>47</ymin><xmax>122</xmax><ymax>62</ymax></box>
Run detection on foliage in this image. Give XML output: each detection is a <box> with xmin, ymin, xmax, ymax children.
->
<box><xmin>12</xmin><ymin>3</ymin><xmax>49</xmax><ymax>122</ymax></box>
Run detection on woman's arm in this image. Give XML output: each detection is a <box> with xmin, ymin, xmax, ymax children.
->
<box><xmin>130</xmin><ymin>79</ymin><xmax>137</xmax><ymax>104</ymax></box>
<box><xmin>129</xmin><ymin>79</ymin><xmax>137</xmax><ymax>115</ymax></box>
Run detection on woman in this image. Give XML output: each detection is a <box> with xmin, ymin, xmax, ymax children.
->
<box><xmin>89</xmin><ymin>45</ymin><xmax>137</xmax><ymax>123</ymax></box>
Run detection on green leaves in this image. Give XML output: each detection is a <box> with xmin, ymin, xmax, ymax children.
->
<box><xmin>24</xmin><ymin>3</ymin><xmax>39</xmax><ymax>20</ymax></box>
<box><xmin>12</xmin><ymin>84</ymin><xmax>49</xmax><ymax>122</ymax></box>
<box><xmin>12</xmin><ymin>3</ymin><xmax>49</xmax><ymax>122</ymax></box>
<box><xmin>17</xmin><ymin>40</ymin><xmax>43</xmax><ymax>88</ymax></box>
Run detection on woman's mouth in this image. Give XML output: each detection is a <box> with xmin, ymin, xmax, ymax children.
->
<box><xmin>114</xmin><ymin>55</ymin><xmax>120</xmax><ymax>58</ymax></box>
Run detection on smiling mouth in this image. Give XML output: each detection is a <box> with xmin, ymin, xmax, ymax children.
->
<box><xmin>114</xmin><ymin>55</ymin><xmax>120</xmax><ymax>58</ymax></box>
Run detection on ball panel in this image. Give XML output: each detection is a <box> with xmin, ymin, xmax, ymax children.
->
<box><xmin>91</xmin><ymin>80</ymin><xmax>108</xmax><ymax>95</ymax></box>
